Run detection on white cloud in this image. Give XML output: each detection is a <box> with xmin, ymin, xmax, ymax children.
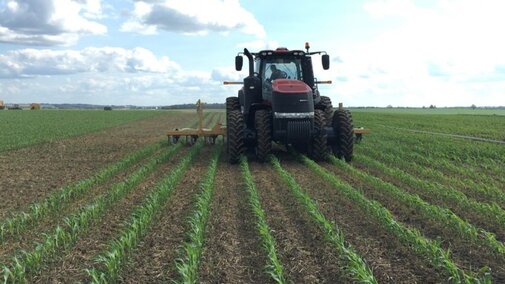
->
<box><xmin>121</xmin><ymin>0</ymin><xmax>265</xmax><ymax>37</ymax></box>
<box><xmin>0</xmin><ymin>46</ymin><xmax>240</xmax><ymax>106</ymax></box>
<box><xmin>0</xmin><ymin>0</ymin><xmax>107</xmax><ymax>46</ymax></box>
<box><xmin>0</xmin><ymin>47</ymin><xmax>180</xmax><ymax>77</ymax></box>
<box><xmin>324</xmin><ymin>0</ymin><xmax>505</xmax><ymax>107</ymax></box>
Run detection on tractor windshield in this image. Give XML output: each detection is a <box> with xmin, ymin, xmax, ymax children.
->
<box><xmin>262</xmin><ymin>59</ymin><xmax>302</xmax><ymax>81</ymax></box>
<box><xmin>261</xmin><ymin>57</ymin><xmax>303</xmax><ymax>100</ymax></box>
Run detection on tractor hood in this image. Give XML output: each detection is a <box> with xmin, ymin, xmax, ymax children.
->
<box><xmin>272</xmin><ymin>79</ymin><xmax>311</xmax><ymax>94</ymax></box>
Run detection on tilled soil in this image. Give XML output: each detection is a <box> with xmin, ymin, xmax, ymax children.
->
<box><xmin>33</xmin><ymin>146</ymin><xmax>191</xmax><ymax>283</ymax></box>
<box><xmin>0</xmin><ymin>112</ymin><xmax>192</xmax><ymax>218</ymax></box>
<box><xmin>277</xmin><ymin>154</ymin><xmax>442</xmax><ymax>283</ymax></box>
<box><xmin>249</xmin><ymin>162</ymin><xmax>345</xmax><ymax>283</ymax></box>
<box><xmin>2</xmin><ymin>111</ymin><xmax>501</xmax><ymax>283</ymax></box>
<box><xmin>198</xmin><ymin>156</ymin><xmax>271</xmax><ymax>284</ymax></box>
<box><xmin>119</xmin><ymin>146</ymin><xmax>214</xmax><ymax>283</ymax></box>
<box><xmin>347</xmin><ymin>159</ymin><xmax>505</xmax><ymax>282</ymax></box>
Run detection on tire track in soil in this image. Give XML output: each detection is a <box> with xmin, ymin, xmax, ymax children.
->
<box><xmin>347</xmin><ymin>160</ymin><xmax>505</xmax><ymax>282</ymax></box>
<box><xmin>279</xmin><ymin>155</ymin><xmax>442</xmax><ymax>283</ymax></box>
<box><xmin>249</xmin><ymin>161</ymin><xmax>345</xmax><ymax>283</ymax></box>
<box><xmin>118</xmin><ymin>146</ymin><xmax>213</xmax><ymax>283</ymax></box>
<box><xmin>198</xmin><ymin>158</ymin><xmax>271</xmax><ymax>284</ymax></box>
<box><xmin>0</xmin><ymin>112</ymin><xmax>193</xmax><ymax>218</ymax></box>
<box><xmin>31</xmin><ymin>147</ymin><xmax>191</xmax><ymax>283</ymax></box>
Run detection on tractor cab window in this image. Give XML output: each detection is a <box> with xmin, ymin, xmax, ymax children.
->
<box><xmin>261</xmin><ymin>58</ymin><xmax>302</xmax><ymax>100</ymax></box>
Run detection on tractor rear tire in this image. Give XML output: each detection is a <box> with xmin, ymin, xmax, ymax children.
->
<box><xmin>332</xmin><ymin>109</ymin><xmax>354</xmax><ymax>162</ymax></box>
<box><xmin>227</xmin><ymin>110</ymin><xmax>245</xmax><ymax>164</ymax></box>
<box><xmin>226</xmin><ymin>97</ymin><xmax>240</xmax><ymax>112</ymax></box>
<box><xmin>310</xmin><ymin>109</ymin><xmax>330</xmax><ymax>161</ymax></box>
<box><xmin>255</xmin><ymin>109</ymin><xmax>272</xmax><ymax>162</ymax></box>
<box><xmin>319</xmin><ymin>96</ymin><xmax>334</xmax><ymax>127</ymax></box>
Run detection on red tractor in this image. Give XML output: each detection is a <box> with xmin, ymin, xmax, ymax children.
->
<box><xmin>226</xmin><ymin>43</ymin><xmax>354</xmax><ymax>163</ymax></box>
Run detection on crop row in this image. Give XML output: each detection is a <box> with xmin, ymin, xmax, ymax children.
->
<box><xmin>86</xmin><ymin>141</ymin><xmax>206</xmax><ymax>283</ymax></box>
<box><xmin>355</xmin><ymin>150</ymin><xmax>505</xmax><ymax>235</ymax></box>
<box><xmin>0</xmin><ymin>113</ymin><xmax>208</xmax><ymax>243</ymax></box>
<box><xmin>299</xmin><ymin>154</ymin><xmax>490</xmax><ymax>283</ymax></box>
<box><xmin>353</xmin><ymin>112</ymin><xmax>504</xmax><ymax>141</ymax></box>
<box><xmin>270</xmin><ymin>156</ymin><xmax>377</xmax><ymax>283</ymax></box>
<box><xmin>1</xmin><ymin>142</ymin><xmax>183</xmax><ymax>282</ymax></box>
<box><xmin>363</xmin><ymin>144</ymin><xmax>505</xmax><ymax>208</ymax></box>
<box><xmin>362</xmin><ymin>133</ymin><xmax>505</xmax><ymax>189</ymax></box>
<box><xmin>366</xmin><ymin>126</ymin><xmax>504</xmax><ymax>173</ymax></box>
<box><xmin>174</xmin><ymin>144</ymin><xmax>222</xmax><ymax>283</ymax></box>
<box><xmin>330</xmin><ymin>155</ymin><xmax>505</xmax><ymax>256</ymax></box>
<box><xmin>240</xmin><ymin>156</ymin><xmax>286</xmax><ymax>283</ymax></box>
<box><xmin>0</xmin><ymin>141</ymin><xmax>163</xmax><ymax>242</ymax></box>
<box><xmin>0</xmin><ymin>110</ymin><xmax>164</xmax><ymax>152</ymax></box>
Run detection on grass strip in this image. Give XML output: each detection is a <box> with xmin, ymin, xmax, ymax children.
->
<box><xmin>299</xmin><ymin>154</ymin><xmax>491</xmax><ymax>283</ymax></box>
<box><xmin>86</xmin><ymin>141</ymin><xmax>204</xmax><ymax>283</ymax></box>
<box><xmin>240</xmin><ymin>156</ymin><xmax>286</xmax><ymax>284</ymax></box>
<box><xmin>330</xmin><ymin>155</ymin><xmax>505</xmax><ymax>257</ymax></box>
<box><xmin>174</xmin><ymin>144</ymin><xmax>222</xmax><ymax>283</ymax></box>
<box><xmin>1</xmin><ymin>143</ymin><xmax>183</xmax><ymax>282</ymax></box>
<box><xmin>270</xmin><ymin>156</ymin><xmax>377</xmax><ymax>283</ymax></box>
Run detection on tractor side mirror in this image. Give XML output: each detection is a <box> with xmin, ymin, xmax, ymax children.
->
<box><xmin>235</xmin><ymin>55</ymin><xmax>243</xmax><ymax>71</ymax></box>
<box><xmin>322</xmin><ymin>54</ymin><xmax>330</xmax><ymax>70</ymax></box>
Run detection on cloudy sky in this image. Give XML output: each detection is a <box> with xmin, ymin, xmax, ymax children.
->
<box><xmin>0</xmin><ymin>0</ymin><xmax>504</xmax><ymax>107</ymax></box>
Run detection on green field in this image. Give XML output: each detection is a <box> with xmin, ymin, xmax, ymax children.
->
<box><xmin>1</xmin><ymin>110</ymin><xmax>505</xmax><ymax>282</ymax></box>
<box><xmin>0</xmin><ymin>110</ymin><xmax>164</xmax><ymax>152</ymax></box>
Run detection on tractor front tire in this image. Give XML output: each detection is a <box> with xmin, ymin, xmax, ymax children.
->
<box><xmin>332</xmin><ymin>109</ymin><xmax>354</xmax><ymax>162</ymax></box>
<box><xmin>310</xmin><ymin>109</ymin><xmax>330</xmax><ymax>161</ymax></box>
<box><xmin>226</xmin><ymin>97</ymin><xmax>240</xmax><ymax>112</ymax></box>
<box><xmin>227</xmin><ymin>110</ymin><xmax>245</xmax><ymax>164</ymax></box>
<box><xmin>319</xmin><ymin>96</ymin><xmax>334</xmax><ymax>127</ymax></box>
<box><xmin>255</xmin><ymin>109</ymin><xmax>272</xmax><ymax>162</ymax></box>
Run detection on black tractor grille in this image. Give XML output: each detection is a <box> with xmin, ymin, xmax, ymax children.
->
<box><xmin>287</xmin><ymin>119</ymin><xmax>311</xmax><ymax>141</ymax></box>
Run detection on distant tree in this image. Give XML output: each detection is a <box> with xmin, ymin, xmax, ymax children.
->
<box><xmin>471</xmin><ymin>104</ymin><xmax>477</xmax><ymax>110</ymax></box>
<box><xmin>429</xmin><ymin>104</ymin><xmax>436</xmax><ymax>109</ymax></box>
<box><xmin>386</xmin><ymin>104</ymin><xmax>393</xmax><ymax>108</ymax></box>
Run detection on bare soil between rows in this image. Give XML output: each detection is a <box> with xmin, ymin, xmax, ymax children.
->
<box><xmin>0</xmin><ymin>112</ymin><xmax>193</xmax><ymax>218</ymax></box>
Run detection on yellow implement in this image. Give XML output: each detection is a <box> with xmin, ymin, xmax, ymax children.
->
<box><xmin>167</xmin><ymin>100</ymin><xmax>226</xmax><ymax>145</ymax></box>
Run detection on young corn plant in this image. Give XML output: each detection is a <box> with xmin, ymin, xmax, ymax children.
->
<box><xmin>372</xmin><ymin>144</ymin><xmax>505</xmax><ymax>208</ymax></box>
<box><xmin>330</xmin><ymin>155</ymin><xmax>505</xmax><ymax>257</ymax></box>
<box><xmin>86</xmin><ymin>141</ymin><xmax>205</xmax><ymax>283</ymax></box>
<box><xmin>356</xmin><ymin>151</ymin><xmax>505</xmax><ymax>234</ymax></box>
<box><xmin>270</xmin><ymin>156</ymin><xmax>377</xmax><ymax>284</ymax></box>
<box><xmin>174</xmin><ymin>144</ymin><xmax>222</xmax><ymax>284</ymax></box>
<box><xmin>240</xmin><ymin>156</ymin><xmax>286</xmax><ymax>284</ymax></box>
<box><xmin>1</xmin><ymin>143</ymin><xmax>183</xmax><ymax>283</ymax></box>
<box><xmin>0</xmin><ymin>141</ymin><xmax>163</xmax><ymax>242</ymax></box>
<box><xmin>299</xmin><ymin>154</ymin><xmax>492</xmax><ymax>284</ymax></box>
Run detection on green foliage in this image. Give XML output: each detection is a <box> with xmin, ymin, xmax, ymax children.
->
<box><xmin>175</xmin><ymin>144</ymin><xmax>222</xmax><ymax>284</ymax></box>
<box><xmin>0</xmin><ymin>110</ymin><xmax>165</xmax><ymax>152</ymax></box>
<box><xmin>86</xmin><ymin>140</ymin><xmax>205</xmax><ymax>283</ymax></box>
<box><xmin>300</xmin><ymin>155</ymin><xmax>491</xmax><ymax>283</ymax></box>
<box><xmin>240</xmin><ymin>156</ymin><xmax>286</xmax><ymax>284</ymax></box>
<box><xmin>0</xmin><ymin>141</ymin><xmax>163</xmax><ymax>242</ymax></box>
<box><xmin>1</xmin><ymin>143</ymin><xmax>182</xmax><ymax>282</ymax></box>
<box><xmin>271</xmin><ymin>156</ymin><xmax>377</xmax><ymax>283</ymax></box>
<box><xmin>331</xmin><ymin>155</ymin><xmax>505</xmax><ymax>257</ymax></box>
